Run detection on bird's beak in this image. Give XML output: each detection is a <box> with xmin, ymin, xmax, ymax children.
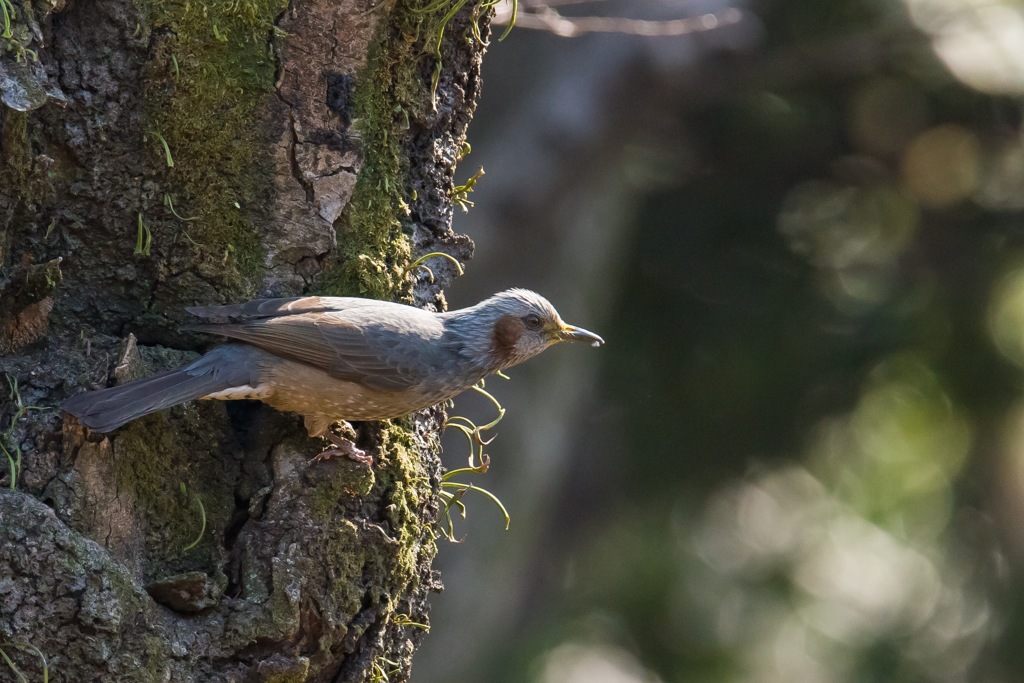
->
<box><xmin>558</xmin><ymin>324</ymin><xmax>605</xmax><ymax>347</ymax></box>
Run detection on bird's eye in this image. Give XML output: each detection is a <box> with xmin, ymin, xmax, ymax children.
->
<box><xmin>524</xmin><ymin>313</ymin><xmax>543</xmax><ymax>330</ymax></box>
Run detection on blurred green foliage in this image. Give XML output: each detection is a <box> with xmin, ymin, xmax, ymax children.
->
<box><xmin>468</xmin><ymin>0</ymin><xmax>1024</xmax><ymax>681</ymax></box>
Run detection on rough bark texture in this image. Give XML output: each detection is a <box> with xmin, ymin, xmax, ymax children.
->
<box><xmin>0</xmin><ymin>0</ymin><xmax>483</xmax><ymax>678</ymax></box>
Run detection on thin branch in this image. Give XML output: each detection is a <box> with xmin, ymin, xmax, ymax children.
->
<box><xmin>493</xmin><ymin>4</ymin><xmax>743</xmax><ymax>38</ymax></box>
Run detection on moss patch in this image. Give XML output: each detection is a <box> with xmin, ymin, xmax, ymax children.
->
<box><xmin>371</xmin><ymin>422</ymin><xmax>434</xmax><ymax>598</ymax></box>
<box><xmin>112</xmin><ymin>413</ymin><xmax>234</xmax><ymax>568</ymax></box>
<box><xmin>310</xmin><ymin>460</ymin><xmax>375</xmax><ymax>519</ymax></box>
<box><xmin>313</xmin><ymin>1</ymin><xmax>450</xmax><ymax>632</ymax></box>
<box><xmin>303</xmin><ymin>421</ymin><xmax>435</xmax><ymax>644</ymax></box>
<box><xmin>321</xmin><ymin>0</ymin><xmax>491</xmax><ymax>301</ymax></box>
<box><xmin>138</xmin><ymin>0</ymin><xmax>288</xmax><ymax>291</ymax></box>
<box><xmin>321</xmin><ymin>0</ymin><xmax>456</xmax><ymax>300</ymax></box>
<box><xmin>318</xmin><ymin>520</ymin><xmax>367</xmax><ymax>639</ymax></box>
<box><xmin>0</xmin><ymin>109</ymin><xmax>29</xmax><ymax>190</ymax></box>
<box><xmin>322</xmin><ymin>47</ymin><xmax>413</xmax><ymax>298</ymax></box>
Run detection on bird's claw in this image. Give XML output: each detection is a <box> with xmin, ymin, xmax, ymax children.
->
<box><xmin>313</xmin><ymin>431</ymin><xmax>372</xmax><ymax>465</ymax></box>
<box><xmin>313</xmin><ymin>443</ymin><xmax>372</xmax><ymax>465</ymax></box>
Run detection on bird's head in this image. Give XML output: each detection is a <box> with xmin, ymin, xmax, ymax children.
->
<box><xmin>452</xmin><ymin>289</ymin><xmax>604</xmax><ymax>372</ymax></box>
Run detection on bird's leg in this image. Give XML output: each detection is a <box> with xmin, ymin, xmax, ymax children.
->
<box><xmin>313</xmin><ymin>421</ymin><xmax>372</xmax><ymax>465</ymax></box>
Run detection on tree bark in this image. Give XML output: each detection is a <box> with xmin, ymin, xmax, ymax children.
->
<box><xmin>0</xmin><ymin>0</ymin><xmax>481</xmax><ymax>679</ymax></box>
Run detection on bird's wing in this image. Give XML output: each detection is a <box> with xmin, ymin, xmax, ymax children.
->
<box><xmin>186</xmin><ymin>296</ymin><xmax>382</xmax><ymax>321</ymax></box>
<box><xmin>185</xmin><ymin>308</ymin><xmax>443</xmax><ymax>392</ymax></box>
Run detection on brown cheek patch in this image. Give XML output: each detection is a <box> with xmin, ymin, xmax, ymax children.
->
<box><xmin>492</xmin><ymin>315</ymin><xmax>524</xmax><ymax>359</ymax></box>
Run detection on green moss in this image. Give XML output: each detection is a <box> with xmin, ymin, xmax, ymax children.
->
<box><xmin>310</xmin><ymin>463</ymin><xmax>375</xmax><ymax>519</ymax></box>
<box><xmin>303</xmin><ymin>422</ymin><xmax>434</xmax><ymax>641</ymax></box>
<box><xmin>0</xmin><ymin>110</ymin><xmax>61</xmax><ymax>254</ymax></box>
<box><xmin>112</xmin><ymin>424</ymin><xmax>181</xmax><ymax>521</ymax></box>
<box><xmin>140</xmin><ymin>635</ymin><xmax>172</xmax><ymax>680</ymax></box>
<box><xmin>309</xmin><ymin>1</ymin><xmax>451</xmax><ymax>626</ymax></box>
<box><xmin>371</xmin><ymin>423</ymin><xmax>434</xmax><ymax>596</ymax></box>
<box><xmin>0</xmin><ymin>0</ymin><xmax>43</xmax><ymax>63</ymax></box>
<box><xmin>320</xmin><ymin>521</ymin><xmax>366</xmax><ymax>618</ymax></box>
<box><xmin>261</xmin><ymin>658</ymin><xmax>311</xmax><ymax>683</ymax></box>
<box><xmin>321</xmin><ymin>0</ymin><xmax>496</xmax><ymax>300</ymax></box>
<box><xmin>243</xmin><ymin>517</ymin><xmax>368</xmax><ymax>653</ymax></box>
<box><xmin>0</xmin><ymin>109</ymin><xmax>28</xmax><ymax>185</ymax></box>
<box><xmin>112</xmin><ymin>415</ymin><xmax>233</xmax><ymax>565</ymax></box>
<box><xmin>139</xmin><ymin>0</ymin><xmax>287</xmax><ymax>292</ymax></box>
<box><xmin>320</xmin><ymin>0</ymin><xmax>456</xmax><ymax>299</ymax></box>
<box><xmin>321</xmin><ymin>51</ymin><xmax>411</xmax><ymax>298</ymax></box>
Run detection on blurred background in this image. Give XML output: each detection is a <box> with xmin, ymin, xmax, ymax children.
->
<box><xmin>416</xmin><ymin>0</ymin><xmax>1024</xmax><ymax>680</ymax></box>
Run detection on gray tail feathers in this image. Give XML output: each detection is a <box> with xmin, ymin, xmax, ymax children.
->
<box><xmin>62</xmin><ymin>344</ymin><xmax>258</xmax><ymax>433</ymax></box>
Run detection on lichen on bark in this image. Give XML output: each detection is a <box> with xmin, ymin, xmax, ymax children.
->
<box><xmin>0</xmin><ymin>0</ymin><xmax>489</xmax><ymax>679</ymax></box>
<box><xmin>138</xmin><ymin>0</ymin><xmax>288</xmax><ymax>290</ymax></box>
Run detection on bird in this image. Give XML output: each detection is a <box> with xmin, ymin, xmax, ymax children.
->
<box><xmin>62</xmin><ymin>289</ymin><xmax>604</xmax><ymax>462</ymax></box>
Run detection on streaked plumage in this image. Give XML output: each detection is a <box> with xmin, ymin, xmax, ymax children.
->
<box><xmin>62</xmin><ymin>290</ymin><xmax>603</xmax><ymax>457</ymax></box>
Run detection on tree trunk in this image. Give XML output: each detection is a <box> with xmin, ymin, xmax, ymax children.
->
<box><xmin>0</xmin><ymin>0</ymin><xmax>481</xmax><ymax>678</ymax></box>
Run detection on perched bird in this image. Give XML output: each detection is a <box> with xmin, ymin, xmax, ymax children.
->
<box><xmin>62</xmin><ymin>289</ymin><xmax>604</xmax><ymax>462</ymax></box>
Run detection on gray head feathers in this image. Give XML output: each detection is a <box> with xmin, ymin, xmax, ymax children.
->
<box><xmin>441</xmin><ymin>289</ymin><xmax>568</xmax><ymax>373</ymax></box>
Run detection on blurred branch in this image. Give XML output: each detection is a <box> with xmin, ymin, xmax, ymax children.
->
<box><xmin>525</xmin><ymin>0</ymin><xmax>611</xmax><ymax>7</ymax></box>
<box><xmin>493</xmin><ymin>0</ymin><xmax>743</xmax><ymax>37</ymax></box>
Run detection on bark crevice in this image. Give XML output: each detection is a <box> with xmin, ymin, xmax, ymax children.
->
<box><xmin>0</xmin><ymin>0</ymin><xmax>490</xmax><ymax>679</ymax></box>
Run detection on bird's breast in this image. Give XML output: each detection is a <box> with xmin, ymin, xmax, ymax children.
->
<box><xmin>254</xmin><ymin>356</ymin><xmax>473</xmax><ymax>422</ymax></box>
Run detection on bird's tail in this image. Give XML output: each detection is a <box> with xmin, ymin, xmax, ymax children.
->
<box><xmin>62</xmin><ymin>344</ymin><xmax>256</xmax><ymax>433</ymax></box>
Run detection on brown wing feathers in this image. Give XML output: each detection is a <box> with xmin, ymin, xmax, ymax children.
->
<box><xmin>185</xmin><ymin>296</ymin><xmax>382</xmax><ymax>321</ymax></box>
<box><xmin>183</xmin><ymin>307</ymin><xmax>438</xmax><ymax>392</ymax></box>
<box><xmin>185</xmin><ymin>313</ymin><xmax>358</xmax><ymax>379</ymax></box>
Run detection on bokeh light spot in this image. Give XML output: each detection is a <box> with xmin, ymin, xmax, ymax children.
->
<box><xmin>988</xmin><ymin>267</ymin><xmax>1024</xmax><ymax>368</ymax></box>
<box><xmin>535</xmin><ymin>643</ymin><xmax>663</xmax><ymax>683</ymax></box>
<box><xmin>850</xmin><ymin>78</ymin><xmax>929</xmax><ymax>157</ymax></box>
<box><xmin>901</xmin><ymin>124</ymin><xmax>980</xmax><ymax>207</ymax></box>
<box><xmin>976</xmin><ymin>137</ymin><xmax>1024</xmax><ymax>210</ymax></box>
<box><xmin>904</xmin><ymin>0</ymin><xmax>1024</xmax><ymax>95</ymax></box>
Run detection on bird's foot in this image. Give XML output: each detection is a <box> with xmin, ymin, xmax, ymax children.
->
<box><xmin>313</xmin><ymin>430</ymin><xmax>372</xmax><ymax>465</ymax></box>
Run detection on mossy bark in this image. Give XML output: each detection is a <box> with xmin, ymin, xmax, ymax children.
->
<box><xmin>0</xmin><ymin>0</ymin><xmax>482</xmax><ymax>679</ymax></box>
